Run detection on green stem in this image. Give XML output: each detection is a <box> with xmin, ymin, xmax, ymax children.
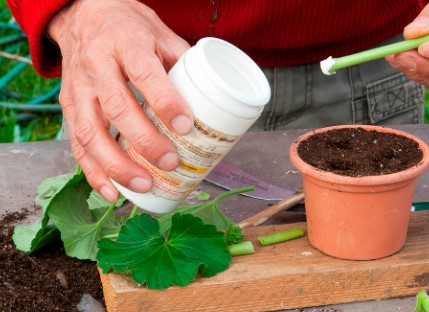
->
<box><xmin>129</xmin><ymin>205</ymin><xmax>139</xmax><ymax>219</ymax></box>
<box><xmin>102</xmin><ymin>233</ymin><xmax>118</xmax><ymax>240</ymax></box>
<box><xmin>212</xmin><ymin>186</ymin><xmax>255</xmax><ymax>206</ymax></box>
<box><xmin>96</xmin><ymin>200</ymin><xmax>118</xmax><ymax>226</ymax></box>
<box><xmin>325</xmin><ymin>34</ymin><xmax>429</xmax><ymax>74</ymax></box>
<box><xmin>258</xmin><ymin>227</ymin><xmax>304</xmax><ymax>246</ymax></box>
<box><xmin>414</xmin><ymin>291</ymin><xmax>429</xmax><ymax>312</ymax></box>
<box><xmin>228</xmin><ymin>241</ymin><xmax>255</xmax><ymax>256</ymax></box>
<box><xmin>212</xmin><ymin>186</ymin><xmax>255</xmax><ymax>226</ymax></box>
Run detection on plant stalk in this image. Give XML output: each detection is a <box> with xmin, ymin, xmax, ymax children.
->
<box><xmin>258</xmin><ymin>227</ymin><xmax>304</xmax><ymax>246</ymax></box>
<box><xmin>129</xmin><ymin>205</ymin><xmax>139</xmax><ymax>219</ymax></box>
<box><xmin>321</xmin><ymin>34</ymin><xmax>429</xmax><ymax>75</ymax></box>
<box><xmin>96</xmin><ymin>200</ymin><xmax>118</xmax><ymax>226</ymax></box>
<box><xmin>228</xmin><ymin>241</ymin><xmax>255</xmax><ymax>256</ymax></box>
<box><xmin>414</xmin><ymin>291</ymin><xmax>429</xmax><ymax>312</ymax></box>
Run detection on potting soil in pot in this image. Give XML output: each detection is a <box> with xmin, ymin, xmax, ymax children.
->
<box><xmin>0</xmin><ymin>208</ymin><xmax>105</xmax><ymax>312</ymax></box>
<box><xmin>297</xmin><ymin>127</ymin><xmax>423</xmax><ymax>177</ymax></box>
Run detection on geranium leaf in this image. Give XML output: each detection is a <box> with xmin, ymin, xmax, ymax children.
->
<box><xmin>48</xmin><ymin>179</ymin><xmax>121</xmax><ymax>260</ymax></box>
<box><xmin>87</xmin><ymin>190</ymin><xmax>126</xmax><ymax>210</ymax></box>
<box><xmin>97</xmin><ymin>213</ymin><xmax>231</xmax><ymax>289</ymax></box>
<box><xmin>13</xmin><ymin>170</ymin><xmax>84</xmax><ymax>253</ymax></box>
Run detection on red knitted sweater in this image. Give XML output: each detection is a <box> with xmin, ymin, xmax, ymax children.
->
<box><xmin>6</xmin><ymin>0</ymin><xmax>426</xmax><ymax>78</ymax></box>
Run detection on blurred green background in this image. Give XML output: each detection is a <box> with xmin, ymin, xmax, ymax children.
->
<box><xmin>0</xmin><ymin>2</ymin><xmax>428</xmax><ymax>144</ymax></box>
<box><xmin>0</xmin><ymin>1</ymin><xmax>62</xmax><ymax>143</ymax></box>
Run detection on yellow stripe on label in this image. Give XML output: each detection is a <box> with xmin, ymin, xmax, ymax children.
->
<box><xmin>179</xmin><ymin>160</ymin><xmax>209</xmax><ymax>173</ymax></box>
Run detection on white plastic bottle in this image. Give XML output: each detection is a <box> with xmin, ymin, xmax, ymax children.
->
<box><xmin>113</xmin><ymin>37</ymin><xmax>271</xmax><ymax>214</ymax></box>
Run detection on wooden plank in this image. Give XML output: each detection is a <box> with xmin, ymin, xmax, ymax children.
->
<box><xmin>99</xmin><ymin>211</ymin><xmax>429</xmax><ymax>312</ymax></box>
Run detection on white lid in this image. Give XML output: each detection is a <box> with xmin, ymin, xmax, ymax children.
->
<box><xmin>185</xmin><ymin>37</ymin><xmax>271</xmax><ymax>119</ymax></box>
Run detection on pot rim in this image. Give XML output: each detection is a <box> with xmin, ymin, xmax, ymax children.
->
<box><xmin>289</xmin><ymin>125</ymin><xmax>429</xmax><ymax>186</ymax></box>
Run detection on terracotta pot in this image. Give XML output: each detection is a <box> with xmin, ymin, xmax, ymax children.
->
<box><xmin>289</xmin><ymin>125</ymin><xmax>429</xmax><ymax>260</ymax></box>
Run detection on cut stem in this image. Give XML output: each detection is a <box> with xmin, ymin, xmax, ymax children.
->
<box><xmin>258</xmin><ymin>227</ymin><xmax>304</xmax><ymax>246</ymax></box>
<box><xmin>414</xmin><ymin>291</ymin><xmax>429</xmax><ymax>312</ymax></box>
<box><xmin>228</xmin><ymin>241</ymin><xmax>255</xmax><ymax>256</ymax></box>
<box><xmin>321</xmin><ymin>34</ymin><xmax>429</xmax><ymax>75</ymax></box>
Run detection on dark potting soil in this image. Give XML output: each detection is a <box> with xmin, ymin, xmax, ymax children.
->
<box><xmin>0</xmin><ymin>208</ymin><xmax>105</xmax><ymax>312</ymax></box>
<box><xmin>297</xmin><ymin>127</ymin><xmax>423</xmax><ymax>177</ymax></box>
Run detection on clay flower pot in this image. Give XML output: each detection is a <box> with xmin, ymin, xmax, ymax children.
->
<box><xmin>289</xmin><ymin>125</ymin><xmax>429</xmax><ymax>260</ymax></box>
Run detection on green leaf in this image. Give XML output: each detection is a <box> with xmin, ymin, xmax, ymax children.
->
<box><xmin>87</xmin><ymin>190</ymin><xmax>126</xmax><ymax>210</ymax></box>
<box><xmin>48</xmin><ymin>183</ymin><xmax>122</xmax><ymax>261</ymax></box>
<box><xmin>13</xmin><ymin>170</ymin><xmax>84</xmax><ymax>253</ymax></box>
<box><xmin>36</xmin><ymin>172</ymin><xmax>76</xmax><ymax>204</ymax></box>
<box><xmin>97</xmin><ymin>213</ymin><xmax>231</xmax><ymax>290</ymax></box>
<box><xmin>13</xmin><ymin>223</ymin><xmax>60</xmax><ymax>252</ymax></box>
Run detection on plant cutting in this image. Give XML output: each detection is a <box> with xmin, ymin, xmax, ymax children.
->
<box><xmin>289</xmin><ymin>125</ymin><xmax>429</xmax><ymax>260</ymax></box>
<box><xmin>258</xmin><ymin>227</ymin><xmax>304</xmax><ymax>246</ymax></box>
<box><xmin>12</xmin><ymin>166</ymin><xmax>305</xmax><ymax>290</ymax></box>
<box><xmin>320</xmin><ymin>34</ymin><xmax>429</xmax><ymax>75</ymax></box>
<box><xmin>11</xmin><ymin>166</ymin><xmax>258</xmax><ymax>288</ymax></box>
<box><xmin>414</xmin><ymin>291</ymin><xmax>429</xmax><ymax>312</ymax></box>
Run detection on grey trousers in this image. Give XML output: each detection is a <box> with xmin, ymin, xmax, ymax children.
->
<box><xmin>252</xmin><ymin>36</ymin><xmax>424</xmax><ymax>131</ymax></box>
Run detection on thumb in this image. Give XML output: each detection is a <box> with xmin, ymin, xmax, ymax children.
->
<box><xmin>404</xmin><ymin>5</ymin><xmax>429</xmax><ymax>39</ymax></box>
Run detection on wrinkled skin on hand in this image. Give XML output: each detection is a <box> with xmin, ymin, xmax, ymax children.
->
<box><xmin>47</xmin><ymin>0</ymin><xmax>193</xmax><ymax>202</ymax></box>
<box><xmin>385</xmin><ymin>4</ymin><xmax>429</xmax><ymax>86</ymax></box>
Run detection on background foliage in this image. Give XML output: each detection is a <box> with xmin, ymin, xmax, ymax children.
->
<box><xmin>0</xmin><ymin>1</ymin><xmax>428</xmax><ymax>144</ymax></box>
<box><xmin>0</xmin><ymin>1</ymin><xmax>62</xmax><ymax>143</ymax></box>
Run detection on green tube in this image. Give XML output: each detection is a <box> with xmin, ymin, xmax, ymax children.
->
<box><xmin>28</xmin><ymin>82</ymin><xmax>61</xmax><ymax>104</ymax></box>
<box><xmin>258</xmin><ymin>227</ymin><xmax>304</xmax><ymax>246</ymax></box>
<box><xmin>413</xmin><ymin>291</ymin><xmax>429</xmax><ymax>312</ymax></box>
<box><xmin>0</xmin><ymin>33</ymin><xmax>26</xmax><ymax>46</ymax></box>
<box><xmin>0</xmin><ymin>61</ymin><xmax>29</xmax><ymax>89</ymax></box>
<box><xmin>321</xmin><ymin>34</ymin><xmax>429</xmax><ymax>75</ymax></box>
<box><xmin>0</xmin><ymin>101</ymin><xmax>62</xmax><ymax>112</ymax></box>
<box><xmin>0</xmin><ymin>22</ymin><xmax>22</xmax><ymax>31</ymax></box>
<box><xmin>228</xmin><ymin>241</ymin><xmax>255</xmax><ymax>256</ymax></box>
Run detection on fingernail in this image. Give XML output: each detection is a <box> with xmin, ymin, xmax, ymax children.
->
<box><xmin>396</xmin><ymin>54</ymin><xmax>416</xmax><ymax>72</ymax></box>
<box><xmin>100</xmin><ymin>185</ymin><xmax>119</xmax><ymax>203</ymax></box>
<box><xmin>157</xmin><ymin>152</ymin><xmax>179</xmax><ymax>171</ymax></box>
<box><xmin>172</xmin><ymin>115</ymin><xmax>193</xmax><ymax>134</ymax></box>
<box><xmin>128</xmin><ymin>177</ymin><xmax>152</xmax><ymax>192</ymax></box>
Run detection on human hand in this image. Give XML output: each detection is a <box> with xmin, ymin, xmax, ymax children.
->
<box><xmin>46</xmin><ymin>0</ymin><xmax>193</xmax><ymax>202</ymax></box>
<box><xmin>385</xmin><ymin>4</ymin><xmax>429</xmax><ymax>85</ymax></box>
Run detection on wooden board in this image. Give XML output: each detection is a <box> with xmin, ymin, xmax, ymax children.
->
<box><xmin>99</xmin><ymin>211</ymin><xmax>429</xmax><ymax>312</ymax></box>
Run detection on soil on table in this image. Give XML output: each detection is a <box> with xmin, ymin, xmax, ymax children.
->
<box><xmin>0</xmin><ymin>207</ymin><xmax>105</xmax><ymax>312</ymax></box>
<box><xmin>297</xmin><ymin>127</ymin><xmax>423</xmax><ymax>177</ymax></box>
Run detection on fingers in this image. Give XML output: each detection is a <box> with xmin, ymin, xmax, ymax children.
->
<box><xmin>404</xmin><ymin>4</ymin><xmax>429</xmax><ymax>39</ymax></box>
<box><xmin>50</xmin><ymin>0</ymin><xmax>195</xmax><ymax>202</ymax></box>
<box><xmin>385</xmin><ymin>5</ymin><xmax>429</xmax><ymax>85</ymax></box>
<box><xmin>119</xmin><ymin>32</ymin><xmax>194</xmax><ymax>138</ymax></box>
<box><xmin>91</xmin><ymin>58</ymin><xmax>181</xmax><ymax>171</ymax></box>
<box><xmin>386</xmin><ymin>49</ymin><xmax>429</xmax><ymax>85</ymax></box>
<box><xmin>74</xmin><ymin>85</ymin><xmax>154</xmax><ymax>184</ymax></box>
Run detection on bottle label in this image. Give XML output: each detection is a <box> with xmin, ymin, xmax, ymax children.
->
<box><xmin>117</xmin><ymin>104</ymin><xmax>241</xmax><ymax>201</ymax></box>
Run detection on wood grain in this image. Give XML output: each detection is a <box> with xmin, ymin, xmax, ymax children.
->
<box><xmin>99</xmin><ymin>211</ymin><xmax>429</xmax><ymax>312</ymax></box>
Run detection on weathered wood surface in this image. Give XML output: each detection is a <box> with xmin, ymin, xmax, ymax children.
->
<box><xmin>99</xmin><ymin>211</ymin><xmax>429</xmax><ymax>312</ymax></box>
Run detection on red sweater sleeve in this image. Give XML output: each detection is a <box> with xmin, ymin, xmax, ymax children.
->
<box><xmin>6</xmin><ymin>0</ymin><xmax>70</xmax><ymax>78</ymax></box>
<box><xmin>419</xmin><ymin>0</ymin><xmax>429</xmax><ymax>7</ymax></box>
